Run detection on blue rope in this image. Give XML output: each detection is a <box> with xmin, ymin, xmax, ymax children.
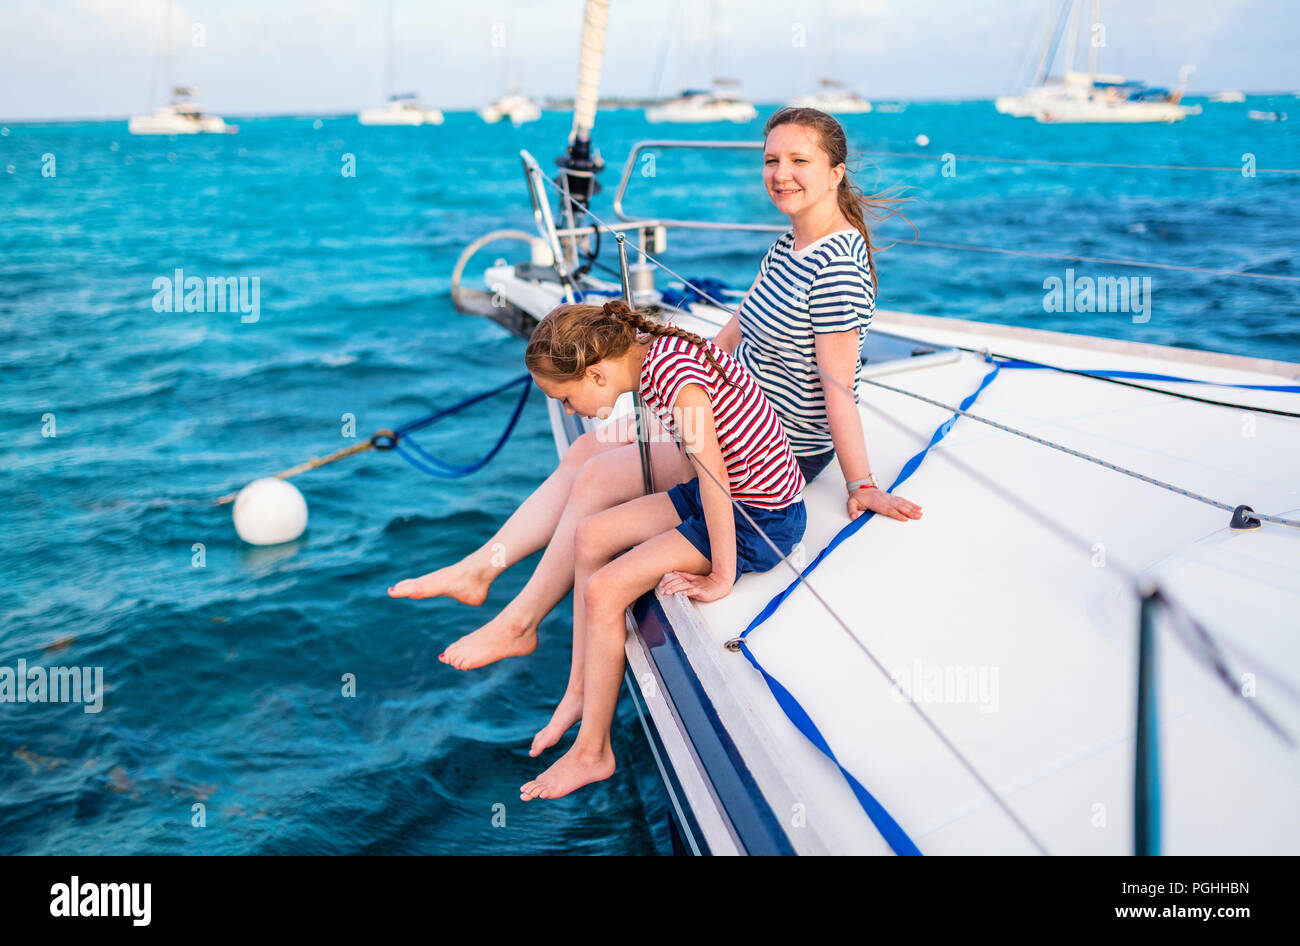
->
<box><xmin>382</xmin><ymin>373</ymin><xmax>534</xmax><ymax>479</ymax></box>
<box><xmin>734</xmin><ymin>360</ymin><xmax>1003</xmax><ymax>856</ymax></box>
<box><xmin>660</xmin><ymin>276</ymin><xmax>736</xmax><ymax>311</ymax></box>
<box><xmin>995</xmin><ymin>359</ymin><xmax>1300</xmax><ymax>393</ymax></box>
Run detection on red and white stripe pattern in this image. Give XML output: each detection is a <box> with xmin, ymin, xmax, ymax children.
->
<box><xmin>640</xmin><ymin>334</ymin><xmax>805</xmax><ymax>509</ymax></box>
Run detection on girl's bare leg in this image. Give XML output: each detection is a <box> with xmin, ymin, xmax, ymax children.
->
<box><xmin>441</xmin><ymin>436</ymin><xmax>693</xmax><ymax>671</ymax></box>
<box><xmin>521</xmin><ymin>501</ymin><xmax>710</xmax><ymax>799</ymax></box>
<box><xmin>526</xmin><ymin>481</ymin><xmax>697</xmax><ymax>756</ymax></box>
<box><xmin>387</xmin><ymin>427</ymin><xmax>624</xmax><ymax>604</ymax></box>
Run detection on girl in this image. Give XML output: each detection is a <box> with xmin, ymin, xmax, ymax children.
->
<box><xmin>517</xmin><ymin>298</ymin><xmax>805</xmax><ymax>800</ymax></box>
<box><xmin>388</xmin><ymin>106</ymin><xmax>919</xmax><ymax>674</ymax></box>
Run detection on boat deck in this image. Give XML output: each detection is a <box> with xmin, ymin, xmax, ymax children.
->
<box><xmin>615</xmin><ymin>302</ymin><xmax>1300</xmax><ymax>854</ymax></box>
<box><xmin>481</xmin><ymin>261</ymin><xmax>1299</xmax><ymax>854</ymax></box>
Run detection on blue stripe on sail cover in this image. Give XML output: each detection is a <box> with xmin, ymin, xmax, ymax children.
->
<box><xmin>995</xmin><ymin>359</ymin><xmax>1300</xmax><ymax>393</ymax></box>
<box><xmin>735</xmin><ymin>361</ymin><xmax>1002</xmax><ymax>857</ymax></box>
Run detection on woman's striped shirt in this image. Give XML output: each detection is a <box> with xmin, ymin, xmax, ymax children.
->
<box><xmin>639</xmin><ymin>333</ymin><xmax>805</xmax><ymax>509</ymax></box>
<box><xmin>734</xmin><ymin>228</ymin><xmax>876</xmax><ymax>456</ymax></box>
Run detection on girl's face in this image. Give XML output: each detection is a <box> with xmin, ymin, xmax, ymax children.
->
<box><xmin>763</xmin><ymin>123</ymin><xmax>844</xmax><ymax>218</ymax></box>
<box><xmin>533</xmin><ymin>365</ymin><xmax>619</xmax><ymax>420</ymax></box>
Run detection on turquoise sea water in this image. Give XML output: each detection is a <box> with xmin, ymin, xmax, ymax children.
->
<box><xmin>1</xmin><ymin>99</ymin><xmax>1296</xmax><ymax>855</ymax></box>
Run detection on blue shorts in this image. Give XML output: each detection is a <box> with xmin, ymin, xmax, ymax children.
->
<box><xmin>795</xmin><ymin>448</ymin><xmax>836</xmax><ymax>483</ymax></box>
<box><xmin>666</xmin><ymin>479</ymin><xmax>807</xmax><ymax>576</ymax></box>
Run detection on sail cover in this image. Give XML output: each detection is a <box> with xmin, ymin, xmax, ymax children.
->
<box><xmin>570</xmin><ymin>0</ymin><xmax>610</xmax><ymax>143</ymax></box>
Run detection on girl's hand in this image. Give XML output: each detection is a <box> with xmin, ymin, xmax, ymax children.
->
<box><xmin>658</xmin><ymin>569</ymin><xmax>735</xmax><ymax>603</ymax></box>
<box><xmin>847</xmin><ymin>489</ymin><xmax>923</xmax><ymax>522</ymax></box>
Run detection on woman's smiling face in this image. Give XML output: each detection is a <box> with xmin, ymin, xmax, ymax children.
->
<box><xmin>763</xmin><ymin>122</ymin><xmax>844</xmax><ymax>217</ymax></box>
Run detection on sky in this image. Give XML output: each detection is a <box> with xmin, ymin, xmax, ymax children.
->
<box><xmin>0</xmin><ymin>0</ymin><xmax>1296</xmax><ymax>121</ymax></box>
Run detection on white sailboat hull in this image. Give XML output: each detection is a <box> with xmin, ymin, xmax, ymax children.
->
<box><xmin>1034</xmin><ymin>99</ymin><xmax>1195</xmax><ymax>123</ymax></box>
<box><xmin>479</xmin><ymin>97</ymin><xmax>542</xmax><ymax>125</ymax></box>
<box><xmin>129</xmin><ymin>105</ymin><xmax>232</xmax><ymax>135</ymax></box>
<box><xmin>358</xmin><ymin>102</ymin><xmax>444</xmax><ymax>125</ymax></box>
<box><xmin>646</xmin><ymin>99</ymin><xmax>757</xmax><ymax>123</ymax></box>
<box><xmin>790</xmin><ymin>92</ymin><xmax>873</xmax><ymax>114</ymax></box>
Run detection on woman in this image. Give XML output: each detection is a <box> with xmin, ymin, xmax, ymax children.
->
<box><xmin>388</xmin><ymin>107</ymin><xmax>921</xmax><ymax>684</ymax></box>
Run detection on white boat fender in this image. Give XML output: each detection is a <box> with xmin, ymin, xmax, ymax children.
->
<box><xmin>232</xmin><ymin>478</ymin><xmax>308</xmax><ymax>545</ymax></box>
<box><xmin>1229</xmin><ymin>504</ymin><xmax>1262</xmax><ymax>532</ymax></box>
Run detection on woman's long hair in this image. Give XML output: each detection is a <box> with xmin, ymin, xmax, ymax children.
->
<box><xmin>525</xmin><ymin>298</ymin><xmax>733</xmax><ymax>387</ymax></box>
<box><xmin>763</xmin><ymin>106</ymin><xmax>913</xmax><ymax>293</ymax></box>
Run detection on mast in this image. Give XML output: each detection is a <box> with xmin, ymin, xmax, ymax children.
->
<box><xmin>165</xmin><ymin>0</ymin><xmax>176</xmax><ymax>99</ymax></box>
<box><xmin>649</xmin><ymin>0</ymin><xmax>679</xmax><ymax>100</ymax></box>
<box><xmin>1087</xmin><ymin>0</ymin><xmax>1100</xmax><ymax>80</ymax></box>
<box><xmin>558</xmin><ymin>0</ymin><xmax>610</xmax><ymax>215</ymax></box>
<box><xmin>383</xmin><ymin>0</ymin><xmax>394</xmax><ymax>100</ymax></box>
<box><xmin>1062</xmin><ymin>0</ymin><xmax>1079</xmax><ymax>78</ymax></box>
<box><xmin>1030</xmin><ymin>0</ymin><xmax>1071</xmax><ymax>87</ymax></box>
<box><xmin>710</xmin><ymin>0</ymin><xmax>719</xmax><ymax>88</ymax></box>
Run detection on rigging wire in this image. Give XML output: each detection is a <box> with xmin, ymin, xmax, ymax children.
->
<box><xmin>857</xmin><ymin>373</ymin><xmax>1300</xmax><ymax>530</ymax></box>
<box><xmin>860</xmin><ymin>150</ymin><xmax>1300</xmax><ymax>176</ymax></box>
<box><xmin>941</xmin><ymin>347</ymin><xmax>1300</xmax><ymax>419</ymax></box>
<box><xmin>892</xmin><ymin>239</ymin><xmax>1300</xmax><ymax>283</ymax></box>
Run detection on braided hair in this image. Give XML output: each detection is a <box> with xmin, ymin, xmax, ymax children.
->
<box><xmin>525</xmin><ymin>298</ymin><xmax>734</xmax><ymax>388</ymax></box>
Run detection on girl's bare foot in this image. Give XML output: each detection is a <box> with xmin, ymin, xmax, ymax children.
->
<box><xmin>529</xmin><ymin>689</ymin><xmax>583</xmax><ymax>757</ymax></box>
<box><xmin>388</xmin><ymin>559</ymin><xmax>493</xmax><ymax>606</ymax></box>
<box><xmin>440</xmin><ymin>613</ymin><xmax>538</xmax><ymax>670</ymax></box>
<box><xmin>519</xmin><ymin>743</ymin><xmax>615</xmax><ymax>801</ymax></box>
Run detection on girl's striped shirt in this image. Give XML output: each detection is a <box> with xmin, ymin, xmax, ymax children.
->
<box><xmin>734</xmin><ymin>228</ymin><xmax>876</xmax><ymax>456</ymax></box>
<box><xmin>639</xmin><ymin>333</ymin><xmax>805</xmax><ymax>509</ymax></box>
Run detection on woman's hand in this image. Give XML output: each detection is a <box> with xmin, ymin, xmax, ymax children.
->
<box><xmin>847</xmin><ymin>488</ymin><xmax>923</xmax><ymax>522</ymax></box>
<box><xmin>658</xmin><ymin>569</ymin><xmax>735</xmax><ymax>603</ymax></box>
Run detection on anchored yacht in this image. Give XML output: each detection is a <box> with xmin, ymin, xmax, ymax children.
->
<box><xmin>646</xmin><ymin>88</ymin><xmax>757</xmax><ymax>124</ymax></box>
<box><xmin>129</xmin><ymin>86</ymin><xmax>235</xmax><ymax>135</ymax></box>
<box><xmin>479</xmin><ymin>89</ymin><xmax>542</xmax><ymax>126</ymax></box>
<box><xmin>359</xmin><ymin>93</ymin><xmax>445</xmax><ymax>126</ymax></box>
<box><xmin>791</xmin><ymin>79</ymin><xmax>873</xmax><ymax>115</ymax></box>
<box><xmin>998</xmin><ymin>1</ymin><xmax>1197</xmax><ymax>124</ymax></box>
<box><xmin>358</xmin><ymin>1</ymin><xmax>445</xmax><ymax>126</ymax></box>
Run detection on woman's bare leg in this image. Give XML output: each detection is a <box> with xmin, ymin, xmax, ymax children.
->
<box><xmin>521</xmin><ymin>501</ymin><xmax>710</xmax><ymax>799</ymax></box>
<box><xmin>387</xmin><ymin>426</ymin><xmax>626</xmax><ymax>604</ymax></box>
<box><xmin>441</xmin><ymin>435</ymin><xmax>694</xmax><ymax>671</ymax></box>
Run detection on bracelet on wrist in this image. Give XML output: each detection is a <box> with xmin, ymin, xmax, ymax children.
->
<box><xmin>845</xmin><ymin>474</ymin><xmax>878</xmax><ymax>493</ymax></box>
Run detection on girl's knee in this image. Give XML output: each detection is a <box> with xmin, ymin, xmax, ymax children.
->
<box><xmin>573</xmin><ymin>513</ymin><xmax>607</xmax><ymax>564</ymax></box>
<box><xmin>561</xmin><ymin>430</ymin><xmax>601</xmax><ymax>470</ymax></box>
<box><xmin>582</xmin><ymin>568</ymin><xmax>624</xmax><ymax>627</ymax></box>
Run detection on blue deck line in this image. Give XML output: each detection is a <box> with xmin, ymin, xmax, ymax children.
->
<box><xmin>734</xmin><ymin>360</ymin><xmax>1004</xmax><ymax>856</ymax></box>
<box><xmin>994</xmin><ymin>359</ymin><xmax>1300</xmax><ymax>393</ymax></box>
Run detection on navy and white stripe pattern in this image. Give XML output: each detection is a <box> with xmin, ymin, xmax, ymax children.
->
<box><xmin>734</xmin><ymin>228</ymin><xmax>876</xmax><ymax>456</ymax></box>
<box><xmin>640</xmin><ymin>334</ymin><xmax>805</xmax><ymax>509</ymax></box>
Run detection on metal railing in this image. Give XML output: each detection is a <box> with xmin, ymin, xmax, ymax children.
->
<box><xmin>613</xmin><ymin>139</ymin><xmax>786</xmax><ymax>233</ymax></box>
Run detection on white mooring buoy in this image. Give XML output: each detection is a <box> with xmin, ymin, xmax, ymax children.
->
<box><xmin>915</xmin><ymin>133</ymin><xmax>930</xmax><ymax>147</ymax></box>
<box><xmin>232</xmin><ymin>478</ymin><xmax>308</xmax><ymax>545</ymax></box>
